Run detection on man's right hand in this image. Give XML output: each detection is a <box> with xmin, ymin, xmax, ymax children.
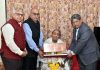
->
<box><xmin>20</xmin><ymin>48</ymin><xmax>28</xmax><ymax>57</ymax></box>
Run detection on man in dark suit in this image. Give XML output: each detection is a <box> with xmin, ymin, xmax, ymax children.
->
<box><xmin>67</xmin><ymin>14</ymin><xmax>100</xmax><ymax>70</ymax></box>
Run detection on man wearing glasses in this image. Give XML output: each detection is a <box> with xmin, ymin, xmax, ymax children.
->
<box><xmin>1</xmin><ymin>5</ymin><xmax>27</xmax><ymax>70</ymax></box>
<box><xmin>22</xmin><ymin>6</ymin><xmax>44</xmax><ymax>70</ymax></box>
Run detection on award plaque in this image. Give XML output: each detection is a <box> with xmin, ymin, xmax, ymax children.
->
<box><xmin>43</xmin><ymin>43</ymin><xmax>67</xmax><ymax>57</ymax></box>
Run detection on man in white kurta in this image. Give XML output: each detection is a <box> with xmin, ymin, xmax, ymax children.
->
<box><xmin>40</xmin><ymin>29</ymin><xmax>70</xmax><ymax>70</ymax></box>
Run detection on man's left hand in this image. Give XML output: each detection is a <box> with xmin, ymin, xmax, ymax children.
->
<box><xmin>38</xmin><ymin>50</ymin><xmax>44</xmax><ymax>58</ymax></box>
<box><xmin>67</xmin><ymin>51</ymin><xmax>73</xmax><ymax>58</ymax></box>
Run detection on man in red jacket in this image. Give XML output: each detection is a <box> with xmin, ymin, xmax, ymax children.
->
<box><xmin>0</xmin><ymin>4</ymin><xmax>27</xmax><ymax>70</ymax></box>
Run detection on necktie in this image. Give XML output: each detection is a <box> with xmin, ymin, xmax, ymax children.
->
<box><xmin>75</xmin><ymin>28</ymin><xmax>79</xmax><ymax>40</ymax></box>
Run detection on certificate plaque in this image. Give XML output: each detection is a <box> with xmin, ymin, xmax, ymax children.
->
<box><xmin>43</xmin><ymin>43</ymin><xmax>67</xmax><ymax>57</ymax></box>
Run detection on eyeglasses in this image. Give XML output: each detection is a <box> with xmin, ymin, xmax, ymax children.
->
<box><xmin>32</xmin><ymin>13</ymin><xmax>39</xmax><ymax>15</ymax></box>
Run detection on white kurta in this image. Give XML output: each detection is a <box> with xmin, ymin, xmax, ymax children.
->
<box><xmin>39</xmin><ymin>38</ymin><xmax>70</xmax><ymax>70</ymax></box>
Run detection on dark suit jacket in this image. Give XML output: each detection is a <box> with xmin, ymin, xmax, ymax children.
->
<box><xmin>70</xmin><ymin>22</ymin><xmax>100</xmax><ymax>65</ymax></box>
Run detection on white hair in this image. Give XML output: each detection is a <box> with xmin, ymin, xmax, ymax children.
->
<box><xmin>12</xmin><ymin>3</ymin><xmax>23</xmax><ymax>14</ymax></box>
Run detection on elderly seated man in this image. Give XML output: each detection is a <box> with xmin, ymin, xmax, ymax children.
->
<box><xmin>40</xmin><ymin>29</ymin><xmax>70</xmax><ymax>70</ymax></box>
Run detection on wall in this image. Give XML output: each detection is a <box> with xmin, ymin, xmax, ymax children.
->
<box><xmin>0</xmin><ymin>0</ymin><xmax>6</xmax><ymax>69</ymax></box>
<box><xmin>0</xmin><ymin>0</ymin><xmax>6</xmax><ymax>61</ymax></box>
<box><xmin>6</xmin><ymin>0</ymin><xmax>100</xmax><ymax>45</ymax></box>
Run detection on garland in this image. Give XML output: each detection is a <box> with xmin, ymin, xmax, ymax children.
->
<box><xmin>48</xmin><ymin>62</ymin><xmax>60</xmax><ymax>70</ymax></box>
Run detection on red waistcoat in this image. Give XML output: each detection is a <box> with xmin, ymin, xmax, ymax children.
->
<box><xmin>1</xmin><ymin>19</ymin><xmax>26</xmax><ymax>60</ymax></box>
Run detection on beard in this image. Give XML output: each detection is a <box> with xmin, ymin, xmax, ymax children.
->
<box><xmin>52</xmin><ymin>39</ymin><xmax>57</xmax><ymax>43</ymax></box>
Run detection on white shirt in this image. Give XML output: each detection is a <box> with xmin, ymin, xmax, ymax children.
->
<box><xmin>2</xmin><ymin>23</ymin><xmax>23</xmax><ymax>56</ymax></box>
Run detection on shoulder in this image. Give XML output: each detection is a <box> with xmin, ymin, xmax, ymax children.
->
<box><xmin>23</xmin><ymin>23</ymin><xmax>30</xmax><ymax>29</ymax></box>
<box><xmin>23</xmin><ymin>22</ymin><xmax>29</xmax><ymax>26</ymax></box>
<box><xmin>2</xmin><ymin>23</ymin><xmax>14</xmax><ymax>33</ymax></box>
<box><xmin>2</xmin><ymin>23</ymin><xmax>13</xmax><ymax>30</ymax></box>
<box><xmin>80</xmin><ymin>23</ymin><xmax>91</xmax><ymax>32</ymax></box>
<box><xmin>83</xmin><ymin>23</ymin><xmax>90</xmax><ymax>29</ymax></box>
<box><xmin>44</xmin><ymin>38</ymin><xmax>52</xmax><ymax>43</ymax></box>
<box><xmin>57</xmin><ymin>39</ymin><xmax>64</xmax><ymax>43</ymax></box>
